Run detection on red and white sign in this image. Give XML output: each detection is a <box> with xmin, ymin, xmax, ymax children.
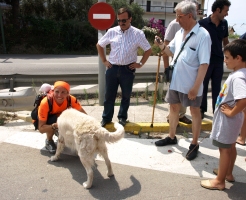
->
<box><xmin>88</xmin><ymin>2</ymin><xmax>115</xmax><ymax>30</ymax></box>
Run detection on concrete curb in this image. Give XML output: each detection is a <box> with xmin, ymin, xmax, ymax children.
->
<box><xmin>104</xmin><ymin>120</ymin><xmax>212</xmax><ymax>132</ymax></box>
<box><xmin>11</xmin><ymin>110</ymin><xmax>213</xmax><ymax>133</ymax></box>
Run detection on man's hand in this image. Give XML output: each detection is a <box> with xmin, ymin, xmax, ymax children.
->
<box><xmin>154</xmin><ymin>36</ymin><xmax>165</xmax><ymax>50</ymax></box>
<box><xmin>103</xmin><ymin>60</ymin><xmax>112</xmax><ymax>68</ymax></box>
<box><xmin>188</xmin><ymin>87</ymin><xmax>199</xmax><ymax>101</ymax></box>
<box><xmin>129</xmin><ymin>62</ymin><xmax>141</xmax><ymax>69</ymax></box>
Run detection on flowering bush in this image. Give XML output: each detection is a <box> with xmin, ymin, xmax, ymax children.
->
<box><xmin>148</xmin><ymin>17</ymin><xmax>165</xmax><ymax>37</ymax></box>
<box><xmin>142</xmin><ymin>26</ymin><xmax>159</xmax><ymax>41</ymax></box>
<box><xmin>142</xmin><ymin>17</ymin><xmax>165</xmax><ymax>43</ymax></box>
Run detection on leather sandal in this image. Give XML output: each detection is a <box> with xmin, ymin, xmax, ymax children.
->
<box><xmin>213</xmin><ymin>168</ymin><xmax>235</xmax><ymax>182</ymax></box>
<box><xmin>201</xmin><ymin>180</ymin><xmax>225</xmax><ymax>191</ymax></box>
<box><xmin>179</xmin><ymin>116</ymin><xmax>192</xmax><ymax>124</ymax></box>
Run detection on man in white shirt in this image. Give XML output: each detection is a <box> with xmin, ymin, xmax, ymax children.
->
<box><xmin>97</xmin><ymin>7</ymin><xmax>152</xmax><ymax>127</ymax></box>
<box><xmin>163</xmin><ymin>0</ymin><xmax>199</xmax><ymax>125</ymax></box>
<box><xmin>155</xmin><ymin>1</ymin><xmax>211</xmax><ymax>161</ymax></box>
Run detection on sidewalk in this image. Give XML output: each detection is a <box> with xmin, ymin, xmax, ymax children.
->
<box><xmin>1</xmin><ymin>89</ymin><xmax>246</xmax><ymax>199</ymax></box>
<box><xmin>8</xmin><ymin>84</ymin><xmax>214</xmax><ymax>133</ymax></box>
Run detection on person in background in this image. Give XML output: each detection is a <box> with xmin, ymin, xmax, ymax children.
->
<box><xmin>96</xmin><ymin>7</ymin><xmax>152</xmax><ymax>127</ymax></box>
<box><xmin>236</xmin><ymin>111</ymin><xmax>246</xmax><ymax>146</ymax></box>
<box><xmin>240</xmin><ymin>31</ymin><xmax>246</xmax><ymax>40</ymax></box>
<box><xmin>154</xmin><ymin>1</ymin><xmax>211</xmax><ymax>161</ymax></box>
<box><xmin>163</xmin><ymin>0</ymin><xmax>199</xmax><ymax>125</ymax></box>
<box><xmin>201</xmin><ymin>39</ymin><xmax>246</xmax><ymax>190</ymax></box>
<box><xmin>199</xmin><ymin>0</ymin><xmax>231</xmax><ymax>119</ymax></box>
<box><xmin>236</xmin><ymin>33</ymin><xmax>246</xmax><ymax>146</ymax></box>
<box><xmin>38</xmin><ymin>81</ymin><xmax>87</xmax><ymax>154</ymax></box>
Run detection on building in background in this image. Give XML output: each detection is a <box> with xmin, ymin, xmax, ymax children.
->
<box><xmin>134</xmin><ymin>0</ymin><xmax>206</xmax><ymax>28</ymax></box>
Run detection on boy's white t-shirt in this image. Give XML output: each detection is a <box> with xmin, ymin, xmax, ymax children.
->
<box><xmin>210</xmin><ymin>68</ymin><xmax>246</xmax><ymax>144</ymax></box>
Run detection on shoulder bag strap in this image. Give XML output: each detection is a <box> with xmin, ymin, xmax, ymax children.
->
<box><xmin>173</xmin><ymin>32</ymin><xmax>194</xmax><ymax>65</ymax></box>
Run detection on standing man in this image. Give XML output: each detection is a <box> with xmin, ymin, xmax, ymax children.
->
<box><xmin>199</xmin><ymin>0</ymin><xmax>231</xmax><ymax>118</ymax></box>
<box><xmin>163</xmin><ymin>0</ymin><xmax>199</xmax><ymax>125</ymax></box>
<box><xmin>155</xmin><ymin>1</ymin><xmax>211</xmax><ymax>161</ymax></box>
<box><xmin>96</xmin><ymin>7</ymin><xmax>152</xmax><ymax>127</ymax></box>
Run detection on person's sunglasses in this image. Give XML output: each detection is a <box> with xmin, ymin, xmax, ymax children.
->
<box><xmin>176</xmin><ymin>13</ymin><xmax>189</xmax><ymax>19</ymax></box>
<box><xmin>117</xmin><ymin>18</ymin><xmax>129</xmax><ymax>23</ymax></box>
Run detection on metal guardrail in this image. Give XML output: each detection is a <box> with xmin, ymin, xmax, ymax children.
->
<box><xmin>0</xmin><ymin>73</ymin><xmax>159</xmax><ymax>89</ymax></box>
<box><xmin>0</xmin><ymin>72</ymin><xmax>230</xmax><ymax>90</ymax></box>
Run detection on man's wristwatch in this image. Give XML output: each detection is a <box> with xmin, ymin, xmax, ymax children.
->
<box><xmin>139</xmin><ymin>62</ymin><xmax>143</xmax><ymax>66</ymax></box>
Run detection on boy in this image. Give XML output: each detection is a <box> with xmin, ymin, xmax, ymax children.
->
<box><xmin>201</xmin><ymin>39</ymin><xmax>246</xmax><ymax>190</ymax></box>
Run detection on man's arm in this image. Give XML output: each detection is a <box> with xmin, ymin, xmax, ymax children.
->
<box><xmin>129</xmin><ymin>48</ymin><xmax>152</xmax><ymax>69</ymax></box>
<box><xmin>188</xmin><ymin>63</ymin><xmax>209</xmax><ymax>100</ymax></box>
<box><xmin>140</xmin><ymin>48</ymin><xmax>152</xmax><ymax>65</ymax></box>
<box><xmin>96</xmin><ymin>43</ymin><xmax>111</xmax><ymax>68</ymax></box>
<box><xmin>162</xmin><ymin>40</ymin><xmax>170</xmax><ymax>69</ymax></box>
<box><xmin>79</xmin><ymin>107</ymin><xmax>87</xmax><ymax>115</ymax></box>
<box><xmin>223</xmin><ymin>36</ymin><xmax>229</xmax><ymax>47</ymax></box>
<box><xmin>154</xmin><ymin>36</ymin><xmax>173</xmax><ymax>57</ymax></box>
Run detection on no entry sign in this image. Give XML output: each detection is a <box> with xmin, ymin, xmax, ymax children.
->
<box><xmin>88</xmin><ymin>2</ymin><xmax>115</xmax><ymax>30</ymax></box>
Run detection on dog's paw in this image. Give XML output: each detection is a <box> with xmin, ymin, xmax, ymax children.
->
<box><xmin>50</xmin><ymin>156</ymin><xmax>58</xmax><ymax>161</ymax></box>
<box><xmin>83</xmin><ymin>181</ymin><xmax>92</xmax><ymax>189</ymax></box>
<box><xmin>107</xmin><ymin>171</ymin><xmax>114</xmax><ymax>177</ymax></box>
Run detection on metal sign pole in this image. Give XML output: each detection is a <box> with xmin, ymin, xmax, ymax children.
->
<box><xmin>98</xmin><ymin>0</ymin><xmax>106</xmax><ymax>106</ymax></box>
<box><xmin>0</xmin><ymin>8</ymin><xmax>6</xmax><ymax>54</ymax></box>
<box><xmin>98</xmin><ymin>29</ymin><xmax>106</xmax><ymax>106</ymax></box>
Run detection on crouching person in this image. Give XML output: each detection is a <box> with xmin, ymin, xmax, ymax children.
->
<box><xmin>38</xmin><ymin>81</ymin><xmax>87</xmax><ymax>154</ymax></box>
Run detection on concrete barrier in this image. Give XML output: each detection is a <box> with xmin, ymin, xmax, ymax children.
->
<box><xmin>0</xmin><ymin>87</ymin><xmax>36</xmax><ymax>111</ymax></box>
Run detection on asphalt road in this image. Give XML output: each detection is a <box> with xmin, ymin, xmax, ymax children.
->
<box><xmin>0</xmin><ymin>55</ymin><xmax>164</xmax><ymax>75</ymax></box>
<box><xmin>0</xmin><ymin>55</ymin><xmax>232</xmax><ymax>75</ymax></box>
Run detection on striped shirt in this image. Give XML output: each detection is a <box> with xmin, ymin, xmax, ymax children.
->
<box><xmin>98</xmin><ymin>25</ymin><xmax>151</xmax><ymax>65</ymax></box>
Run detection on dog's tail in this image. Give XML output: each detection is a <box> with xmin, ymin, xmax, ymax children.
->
<box><xmin>98</xmin><ymin>122</ymin><xmax>125</xmax><ymax>143</ymax></box>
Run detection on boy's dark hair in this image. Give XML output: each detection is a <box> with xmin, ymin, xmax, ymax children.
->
<box><xmin>118</xmin><ymin>7</ymin><xmax>132</xmax><ymax>18</ymax></box>
<box><xmin>224</xmin><ymin>39</ymin><xmax>246</xmax><ymax>62</ymax></box>
<box><xmin>211</xmin><ymin>0</ymin><xmax>231</xmax><ymax>12</ymax></box>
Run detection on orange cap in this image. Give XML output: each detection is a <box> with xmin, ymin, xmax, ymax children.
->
<box><xmin>54</xmin><ymin>81</ymin><xmax>70</xmax><ymax>91</ymax></box>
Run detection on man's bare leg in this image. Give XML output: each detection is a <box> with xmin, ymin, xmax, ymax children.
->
<box><xmin>190</xmin><ymin>106</ymin><xmax>201</xmax><ymax>145</ymax></box>
<box><xmin>155</xmin><ymin>103</ymin><xmax>180</xmax><ymax>146</ymax></box>
<box><xmin>186</xmin><ymin>106</ymin><xmax>201</xmax><ymax>160</ymax></box>
<box><xmin>169</xmin><ymin>103</ymin><xmax>181</xmax><ymax>138</ymax></box>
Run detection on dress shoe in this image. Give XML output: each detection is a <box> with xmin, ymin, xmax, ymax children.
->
<box><xmin>155</xmin><ymin>136</ymin><xmax>177</xmax><ymax>146</ymax></box>
<box><xmin>119</xmin><ymin>118</ymin><xmax>127</xmax><ymax>127</ymax></box>
<box><xmin>186</xmin><ymin>144</ymin><xmax>199</xmax><ymax>160</ymax></box>
<box><xmin>101</xmin><ymin>119</ymin><xmax>109</xmax><ymax>127</ymax></box>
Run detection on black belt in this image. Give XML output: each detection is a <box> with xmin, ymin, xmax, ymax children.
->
<box><xmin>113</xmin><ymin>63</ymin><xmax>132</xmax><ymax>66</ymax></box>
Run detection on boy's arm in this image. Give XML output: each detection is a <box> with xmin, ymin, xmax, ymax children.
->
<box><xmin>221</xmin><ymin>98</ymin><xmax>246</xmax><ymax>117</ymax></box>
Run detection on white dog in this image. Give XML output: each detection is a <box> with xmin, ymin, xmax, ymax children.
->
<box><xmin>50</xmin><ymin>108</ymin><xmax>125</xmax><ymax>189</ymax></box>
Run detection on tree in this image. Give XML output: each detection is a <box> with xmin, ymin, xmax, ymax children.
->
<box><xmin>108</xmin><ymin>0</ymin><xmax>145</xmax><ymax>29</ymax></box>
<box><xmin>4</xmin><ymin>0</ymin><xmax>20</xmax><ymax>28</ymax></box>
